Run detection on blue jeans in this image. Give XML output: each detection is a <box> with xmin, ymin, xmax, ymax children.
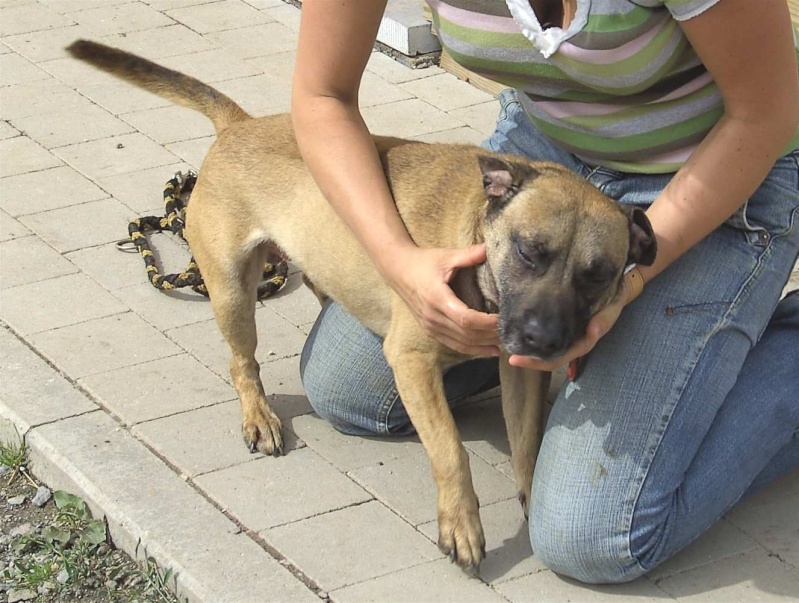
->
<box><xmin>300</xmin><ymin>89</ymin><xmax>799</xmax><ymax>583</ymax></box>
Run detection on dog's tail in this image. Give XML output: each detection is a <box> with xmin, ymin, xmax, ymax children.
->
<box><xmin>66</xmin><ymin>40</ymin><xmax>250</xmax><ymax>134</ymax></box>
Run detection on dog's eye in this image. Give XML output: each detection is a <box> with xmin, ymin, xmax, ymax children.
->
<box><xmin>514</xmin><ymin>240</ymin><xmax>548</xmax><ymax>273</ymax></box>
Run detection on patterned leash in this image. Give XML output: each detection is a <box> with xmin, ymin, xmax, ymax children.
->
<box><xmin>117</xmin><ymin>171</ymin><xmax>287</xmax><ymax>300</ymax></box>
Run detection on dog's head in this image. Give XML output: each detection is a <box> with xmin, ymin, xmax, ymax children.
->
<box><xmin>477</xmin><ymin>155</ymin><xmax>656</xmax><ymax>360</ymax></box>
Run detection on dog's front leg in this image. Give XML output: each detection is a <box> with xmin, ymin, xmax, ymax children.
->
<box><xmin>499</xmin><ymin>354</ymin><xmax>549</xmax><ymax>517</ymax></box>
<box><xmin>383</xmin><ymin>308</ymin><xmax>485</xmax><ymax>573</ymax></box>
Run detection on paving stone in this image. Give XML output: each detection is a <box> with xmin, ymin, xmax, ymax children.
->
<box><xmin>241</xmin><ymin>0</ymin><xmax>286</xmax><ymax>9</ymax></box>
<box><xmin>412</xmin><ymin>126</ymin><xmax>488</xmax><ymax>146</ymax></box>
<box><xmin>448</xmin><ymin>101</ymin><xmax>502</xmax><ymax>139</ymax></box>
<box><xmin>648</xmin><ymin>519</ymin><xmax>760</xmax><ymax>581</ymax></box>
<box><xmin>40</xmin><ymin>0</ymin><xmax>130</xmax><ymax>12</ymax></box>
<box><xmin>330</xmin><ymin>558</ymin><xmax>506</xmax><ymax>603</ymax></box>
<box><xmin>0</xmin><ymin>52</ymin><xmax>51</xmax><ymax>86</ymax></box>
<box><xmin>54</xmin><ymin>133</ymin><xmax>179</xmax><ymax>180</ymax></box>
<box><xmin>0</xmin><ymin>3</ymin><xmax>73</xmax><ymax>37</ymax></box>
<box><xmin>262</xmin><ymin>3</ymin><xmax>301</xmax><ymax>31</ymax></box>
<box><xmin>357</xmin><ymin>71</ymin><xmax>414</xmax><ymax>108</ymax></box>
<box><xmin>365</xmin><ymin>51</ymin><xmax>442</xmax><ymax>84</ymax></box>
<box><xmin>212</xmin><ymin>73</ymin><xmax>292</xmax><ymax>116</ymax></box>
<box><xmin>75</xmin><ymin>81</ymin><xmax>172</xmax><ymax>115</ymax></box>
<box><xmin>496</xmin><ymin>569</ymin><xmax>669</xmax><ymax>602</ymax></box>
<box><xmin>454</xmin><ymin>397</ymin><xmax>512</xmax><ymax>467</ymax></box>
<box><xmin>0</xmin><ymin>235</ymin><xmax>77</xmax><ymax>289</ymax></box>
<box><xmin>361</xmin><ymin>98</ymin><xmax>465</xmax><ymax>138</ymax></box>
<box><xmin>196</xmin><ymin>448</ymin><xmax>371</xmax><ymax>530</ymax></box>
<box><xmin>246</xmin><ymin>50</ymin><xmax>296</xmax><ymax>83</ymax></box>
<box><xmin>94</xmin><ymin>162</ymin><xmax>192</xmax><ymax>214</ymax></box>
<box><xmin>80</xmin><ymin>352</ymin><xmax>235</xmax><ymax>425</ymax></box>
<box><xmin>401</xmin><ymin>73</ymin><xmax>496</xmax><ymax>112</ymax></box>
<box><xmin>27</xmin><ymin>410</ymin><xmax>317</xmax><ymax>603</ymax></box>
<box><xmin>0</xmin><ymin>209</ymin><xmax>30</xmax><ymax>241</ymax></box>
<box><xmin>166</xmin><ymin>0</ymin><xmax>274</xmax><ymax>34</ymax></box>
<box><xmin>724</xmin><ymin>468</ymin><xmax>799</xmax><ymax>568</ymax></box>
<box><xmin>103</xmin><ymin>23</ymin><xmax>216</xmax><ymax>60</ymax></box>
<box><xmin>113</xmin><ymin>281</ymin><xmax>217</xmax><ymax>331</ymax></box>
<box><xmin>0</xmin><ymin>165</ymin><xmax>107</xmax><ymax>217</ymax></box>
<box><xmin>67</xmin><ymin>3</ymin><xmax>175</xmax><ymax>36</ymax></box>
<box><xmin>1</xmin><ymin>272</ymin><xmax>127</xmax><ymax>335</ymax></box>
<box><xmin>655</xmin><ymin>549</ymin><xmax>799</xmax><ymax>601</ymax></box>
<box><xmin>264</xmin><ymin>500</ymin><xmax>440</xmax><ymax>592</ymax></box>
<box><xmin>207</xmin><ymin>22</ymin><xmax>297</xmax><ymax>59</ymax></box>
<box><xmin>143</xmin><ymin>0</ymin><xmax>216</xmax><ymax>9</ymax></box>
<box><xmin>1</xmin><ymin>24</ymin><xmax>97</xmax><ymax>62</ymax></box>
<box><xmin>134</xmin><ymin>399</ymin><xmax>308</xmax><ymax>477</ymax></box>
<box><xmin>290</xmin><ymin>413</ymin><xmax>424</xmax><ymax>473</ymax></box>
<box><xmin>257</xmin><ymin>354</ymin><xmax>314</xmax><ymax>419</ymax></box>
<box><xmin>420</xmin><ymin>497</ymin><xmax>546</xmax><ymax>585</ymax></box>
<box><xmin>348</xmin><ymin>447</ymin><xmax>517</xmax><ymax>527</ymax></box>
<box><xmin>166</xmin><ymin>306</ymin><xmax>307</xmax><ymax>380</ymax></box>
<box><xmin>13</xmin><ymin>104</ymin><xmax>135</xmax><ymax>149</ymax></box>
<box><xmin>65</xmin><ymin>241</ymin><xmax>155</xmax><ymax>291</ymax></box>
<box><xmin>263</xmin><ymin>274</ymin><xmax>323</xmax><ymax>327</ymax></box>
<box><xmin>28</xmin><ymin>312</ymin><xmax>182</xmax><ymax>378</ymax></box>
<box><xmin>165</xmin><ymin>136</ymin><xmax>215</xmax><ymax>169</ymax></box>
<box><xmin>0</xmin><ymin>326</ymin><xmax>97</xmax><ymax>430</ymax></box>
<box><xmin>18</xmin><ymin>197</ymin><xmax>133</xmax><ymax>253</ymax></box>
<box><xmin>120</xmin><ymin>105</ymin><xmax>216</xmax><ymax>145</ymax></box>
<box><xmin>0</xmin><ymin>79</ymin><xmax>90</xmax><ymax>122</ymax></box>
<box><xmin>0</xmin><ymin>120</ymin><xmax>19</xmax><ymax>139</ymax></box>
<box><xmin>0</xmin><ymin>136</ymin><xmax>61</xmax><ymax>178</ymax></box>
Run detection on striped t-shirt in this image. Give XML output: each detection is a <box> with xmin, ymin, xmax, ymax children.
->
<box><xmin>428</xmin><ymin>0</ymin><xmax>799</xmax><ymax>173</ymax></box>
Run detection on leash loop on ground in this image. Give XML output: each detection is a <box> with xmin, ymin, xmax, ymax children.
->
<box><xmin>121</xmin><ymin>171</ymin><xmax>288</xmax><ymax>300</ymax></box>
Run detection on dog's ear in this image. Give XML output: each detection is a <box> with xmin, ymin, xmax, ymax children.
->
<box><xmin>620</xmin><ymin>205</ymin><xmax>657</xmax><ymax>266</ymax></box>
<box><xmin>477</xmin><ymin>155</ymin><xmax>539</xmax><ymax>207</ymax></box>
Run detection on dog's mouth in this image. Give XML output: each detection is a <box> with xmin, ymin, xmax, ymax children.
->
<box><xmin>498</xmin><ymin>314</ymin><xmax>585</xmax><ymax>361</ymax></box>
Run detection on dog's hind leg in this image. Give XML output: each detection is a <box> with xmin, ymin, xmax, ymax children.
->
<box><xmin>191</xmin><ymin>236</ymin><xmax>284</xmax><ymax>456</ymax></box>
<box><xmin>383</xmin><ymin>302</ymin><xmax>485</xmax><ymax>573</ymax></box>
<box><xmin>498</xmin><ymin>356</ymin><xmax>549</xmax><ymax>517</ymax></box>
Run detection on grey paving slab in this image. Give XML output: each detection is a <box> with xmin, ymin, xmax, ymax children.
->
<box><xmin>290</xmin><ymin>413</ymin><xmax>424</xmax><ymax>473</ymax></box>
<box><xmin>39</xmin><ymin>0</ymin><xmax>130</xmax><ymax>12</ymax></box>
<box><xmin>648</xmin><ymin>519</ymin><xmax>760</xmax><ymax>581</ymax></box>
<box><xmin>120</xmin><ymin>105</ymin><xmax>216</xmax><ymax>145</ymax></box>
<box><xmin>144</xmin><ymin>0</ymin><xmax>219</xmax><ymax>9</ymax></box>
<box><xmin>18</xmin><ymin>197</ymin><xmax>134</xmax><ymax>253</ymax></box>
<box><xmin>1</xmin><ymin>272</ymin><xmax>127</xmax><ymax>335</ymax></box>
<box><xmin>113</xmin><ymin>281</ymin><xmax>218</xmax><ymax>331</ymax></box>
<box><xmin>453</xmin><ymin>397</ymin><xmax>511</xmax><ymax>467</ymax></box>
<box><xmin>261</xmin><ymin>2</ymin><xmax>301</xmax><ymax>32</ymax></box>
<box><xmin>413</xmin><ymin>126</ymin><xmax>489</xmax><ymax>146</ymax></box>
<box><xmin>0</xmin><ymin>209</ymin><xmax>30</xmax><ymax>241</ymax></box>
<box><xmin>496</xmin><ymin>570</ymin><xmax>671</xmax><ymax>602</ymax></box>
<box><xmin>94</xmin><ymin>162</ymin><xmax>192</xmax><ymax>214</ymax></box>
<box><xmin>196</xmin><ymin>447</ymin><xmax>372</xmax><ymax>530</ymax></box>
<box><xmin>246</xmin><ymin>50</ymin><xmax>296</xmax><ymax>83</ymax></box>
<box><xmin>448</xmin><ymin>100</ymin><xmax>503</xmax><ymax>138</ymax></box>
<box><xmin>655</xmin><ymin>549</ymin><xmax>799</xmax><ymax>602</ymax></box>
<box><xmin>103</xmin><ymin>23</ymin><xmax>216</xmax><ymax>61</ymax></box>
<box><xmin>330</xmin><ymin>558</ymin><xmax>506</xmax><ymax>603</ymax></box>
<box><xmin>255</xmin><ymin>355</ymin><xmax>314</xmax><ymax>419</ymax></box>
<box><xmin>0</xmin><ymin>165</ymin><xmax>107</xmax><ymax>217</ymax></box>
<box><xmin>67</xmin><ymin>3</ymin><xmax>176</xmax><ymax>37</ymax></box>
<box><xmin>724</xmin><ymin>469</ymin><xmax>799</xmax><ymax>569</ymax></box>
<box><xmin>401</xmin><ymin>73</ymin><xmax>496</xmax><ymax>112</ymax></box>
<box><xmin>264</xmin><ymin>500</ymin><xmax>440</xmax><ymax>592</ymax></box>
<box><xmin>349</xmin><ymin>447</ymin><xmax>517</xmax><ymax>527</ymax></box>
<box><xmin>242</xmin><ymin>0</ymin><xmax>286</xmax><ymax>9</ymax></box>
<box><xmin>206</xmin><ymin>22</ymin><xmax>297</xmax><ymax>59</ymax></box>
<box><xmin>366</xmin><ymin>50</ymin><xmax>442</xmax><ymax>84</ymax></box>
<box><xmin>26</xmin><ymin>410</ymin><xmax>317</xmax><ymax>603</ymax></box>
<box><xmin>75</xmin><ymin>81</ymin><xmax>173</xmax><ymax>115</ymax></box>
<box><xmin>65</xmin><ymin>241</ymin><xmax>156</xmax><ymax>292</ymax></box>
<box><xmin>1</xmin><ymin>24</ymin><xmax>97</xmax><ymax>62</ymax></box>
<box><xmin>362</xmin><ymin>98</ymin><xmax>465</xmax><ymax>138</ymax></box>
<box><xmin>13</xmin><ymin>104</ymin><xmax>134</xmax><ymax>149</ymax></box>
<box><xmin>133</xmin><ymin>399</ymin><xmax>307</xmax><ymax>478</ymax></box>
<box><xmin>53</xmin><ymin>133</ymin><xmax>180</xmax><ymax>180</ymax></box>
<box><xmin>166</xmin><ymin>306</ymin><xmax>307</xmax><ymax>380</ymax></box>
<box><xmin>213</xmin><ymin>73</ymin><xmax>292</xmax><ymax>116</ymax></box>
<box><xmin>79</xmin><ymin>352</ymin><xmax>236</xmax><ymax>426</ymax></box>
<box><xmin>0</xmin><ymin>79</ymin><xmax>91</xmax><ymax>121</ymax></box>
<box><xmin>0</xmin><ymin>234</ymin><xmax>77</xmax><ymax>289</ymax></box>
<box><xmin>0</xmin><ymin>120</ymin><xmax>19</xmax><ymax>139</ymax></box>
<box><xmin>166</xmin><ymin>0</ymin><xmax>274</xmax><ymax>34</ymax></box>
<box><xmin>0</xmin><ymin>325</ymin><xmax>97</xmax><ymax>431</ymax></box>
<box><xmin>0</xmin><ymin>3</ymin><xmax>73</xmax><ymax>37</ymax></box>
<box><xmin>165</xmin><ymin>135</ymin><xmax>215</xmax><ymax>169</ymax></box>
<box><xmin>0</xmin><ymin>52</ymin><xmax>51</xmax><ymax>86</ymax></box>
<box><xmin>0</xmin><ymin>136</ymin><xmax>62</xmax><ymax>178</ymax></box>
<box><xmin>28</xmin><ymin>312</ymin><xmax>182</xmax><ymax>378</ymax></box>
<box><xmin>358</xmin><ymin>71</ymin><xmax>415</xmax><ymax>108</ymax></box>
<box><xmin>263</xmin><ymin>274</ymin><xmax>324</xmax><ymax>327</ymax></box>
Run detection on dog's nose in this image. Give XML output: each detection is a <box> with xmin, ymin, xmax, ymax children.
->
<box><xmin>523</xmin><ymin>317</ymin><xmax>566</xmax><ymax>357</ymax></box>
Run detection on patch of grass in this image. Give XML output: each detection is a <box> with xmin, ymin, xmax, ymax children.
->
<box><xmin>0</xmin><ymin>437</ymin><xmax>26</xmax><ymax>474</ymax></box>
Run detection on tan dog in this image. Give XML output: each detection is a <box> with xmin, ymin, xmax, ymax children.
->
<box><xmin>67</xmin><ymin>40</ymin><xmax>656</xmax><ymax>572</ymax></box>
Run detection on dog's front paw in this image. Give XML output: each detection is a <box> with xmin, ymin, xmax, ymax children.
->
<box><xmin>242</xmin><ymin>406</ymin><xmax>284</xmax><ymax>456</ymax></box>
<box><xmin>437</xmin><ymin>499</ymin><xmax>486</xmax><ymax>574</ymax></box>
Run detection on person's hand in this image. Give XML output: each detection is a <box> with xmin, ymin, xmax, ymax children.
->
<box><xmin>508</xmin><ymin>280</ymin><xmax>630</xmax><ymax>372</ymax></box>
<box><xmin>382</xmin><ymin>243</ymin><xmax>500</xmax><ymax>356</ymax></box>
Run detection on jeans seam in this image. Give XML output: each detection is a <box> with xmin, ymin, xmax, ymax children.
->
<box><xmin>377</xmin><ymin>388</ymin><xmax>402</xmax><ymax>436</ymax></box>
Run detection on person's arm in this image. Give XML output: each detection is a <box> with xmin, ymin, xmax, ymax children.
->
<box><xmin>291</xmin><ymin>0</ymin><xmax>499</xmax><ymax>356</ymax></box>
<box><xmin>511</xmin><ymin>0</ymin><xmax>799</xmax><ymax>370</ymax></box>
